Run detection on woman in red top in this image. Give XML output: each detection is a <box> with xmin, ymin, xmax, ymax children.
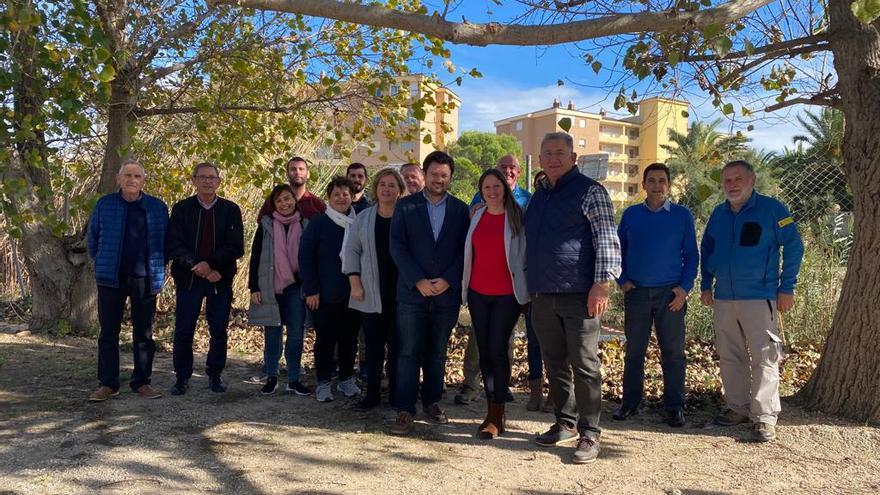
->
<box><xmin>462</xmin><ymin>169</ymin><xmax>529</xmax><ymax>439</ymax></box>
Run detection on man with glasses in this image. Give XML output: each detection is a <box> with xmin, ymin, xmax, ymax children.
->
<box><xmin>166</xmin><ymin>162</ymin><xmax>244</xmax><ymax>395</ymax></box>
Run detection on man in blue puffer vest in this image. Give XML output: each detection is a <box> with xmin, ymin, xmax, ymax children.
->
<box><xmin>87</xmin><ymin>159</ymin><xmax>168</xmax><ymax>402</ymax></box>
<box><xmin>525</xmin><ymin>132</ymin><xmax>621</xmax><ymax>464</ymax></box>
<box><xmin>700</xmin><ymin>160</ymin><xmax>804</xmax><ymax>443</ymax></box>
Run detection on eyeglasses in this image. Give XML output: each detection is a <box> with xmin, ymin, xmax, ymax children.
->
<box><xmin>194</xmin><ymin>175</ymin><xmax>220</xmax><ymax>182</ymax></box>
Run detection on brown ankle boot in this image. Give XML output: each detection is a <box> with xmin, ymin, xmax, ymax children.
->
<box><xmin>479</xmin><ymin>403</ymin><xmax>505</xmax><ymax>439</ymax></box>
<box><xmin>526</xmin><ymin>379</ymin><xmax>543</xmax><ymax>411</ymax></box>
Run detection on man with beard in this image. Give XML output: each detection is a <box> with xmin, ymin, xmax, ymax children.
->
<box><xmin>347</xmin><ymin>162</ymin><xmax>372</xmax><ymax>213</ymax></box>
<box><xmin>287</xmin><ymin>157</ymin><xmax>326</xmax><ymax>220</ymax></box>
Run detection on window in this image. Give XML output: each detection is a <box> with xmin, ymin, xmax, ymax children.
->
<box><xmin>579</xmin><ymin>119</ymin><xmax>586</xmax><ymax>128</ymax></box>
<box><xmin>578</xmin><ymin>138</ymin><xmax>586</xmax><ymax>148</ymax></box>
<box><xmin>628</xmin><ymin>147</ymin><xmax>639</xmax><ymax>158</ymax></box>
<box><xmin>627</xmin><ymin>185</ymin><xmax>637</xmax><ymax>194</ymax></box>
<box><xmin>627</xmin><ymin>165</ymin><xmax>639</xmax><ymax>177</ymax></box>
<box><xmin>515</xmin><ymin>121</ymin><xmax>523</xmax><ymax>131</ymax></box>
<box><xmin>389</xmin><ymin>84</ymin><xmax>399</xmax><ymax>96</ymax></box>
<box><xmin>371</xmin><ymin>116</ymin><xmax>382</xmax><ymax>126</ymax></box>
<box><xmin>628</xmin><ymin>128</ymin><xmax>639</xmax><ymax>139</ymax></box>
<box><xmin>400</xmin><ymin>141</ymin><xmax>414</xmax><ymax>151</ymax></box>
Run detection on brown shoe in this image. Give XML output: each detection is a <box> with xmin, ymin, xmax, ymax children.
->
<box><xmin>526</xmin><ymin>379</ymin><xmax>544</xmax><ymax>411</ymax></box>
<box><xmin>478</xmin><ymin>403</ymin><xmax>506</xmax><ymax>440</ymax></box>
<box><xmin>135</xmin><ymin>384</ymin><xmax>162</xmax><ymax>399</ymax></box>
<box><xmin>423</xmin><ymin>403</ymin><xmax>449</xmax><ymax>424</ymax></box>
<box><xmin>389</xmin><ymin>411</ymin><xmax>414</xmax><ymax>436</ymax></box>
<box><xmin>88</xmin><ymin>386</ymin><xmax>119</xmax><ymax>402</ymax></box>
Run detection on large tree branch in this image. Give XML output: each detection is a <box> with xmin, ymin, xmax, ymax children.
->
<box><xmin>132</xmin><ymin>97</ymin><xmax>349</xmax><ymax>117</ymax></box>
<box><xmin>207</xmin><ymin>0</ymin><xmax>774</xmax><ymax>46</ymax></box>
<box><xmin>763</xmin><ymin>88</ymin><xmax>839</xmax><ymax>112</ymax></box>
<box><xmin>647</xmin><ymin>33</ymin><xmax>831</xmax><ymax>64</ymax></box>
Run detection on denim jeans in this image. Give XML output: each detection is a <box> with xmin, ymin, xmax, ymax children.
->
<box><xmin>395</xmin><ymin>300</ymin><xmax>459</xmax><ymax>415</ymax></box>
<box><xmin>622</xmin><ymin>285</ymin><xmax>687</xmax><ymax>411</ymax></box>
<box><xmin>531</xmin><ymin>293</ymin><xmax>602</xmax><ymax>437</ymax></box>
<box><xmin>173</xmin><ymin>279</ymin><xmax>233</xmax><ymax>379</ymax></box>
<box><xmin>96</xmin><ymin>276</ymin><xmax>157</xmax><ymax>391</ymax></box>
<box><xmin>264</xmin><ymin>283</ymin><xmax>307</xmax><ymax>382</ymax></box>
<box><xmin>313</xmin><ymin>302</ymin><xmax>360</xmax><ymax>383</ymax></box>
<box><xmin>467</xmin><ymin>290</ymin><xmax>520</xmax><ymax>403</ymax></box>
<box><xmin>524</xmin><ymin>304</ymin><xmax>543</xmax><ymax>380</ymax></box>
<box><xmin>361</xmin><ymin>301</ymin><xmax>398</xmax><ymax>404</ymax></box>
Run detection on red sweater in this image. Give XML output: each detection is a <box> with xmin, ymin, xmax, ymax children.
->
<box><xmin>469</xmin><ymin>211</ymin><xmax>513</xmax><ymax>296</ymax></box>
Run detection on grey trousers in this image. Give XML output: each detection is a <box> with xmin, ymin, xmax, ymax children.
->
<box><xmin>713</xmin><ymin>299</ymin><xmax>784</xmax><ymax>425</ymax></box>
<box><xmin>531</xmin><ymin>293</ymin><xmax>601</xmax><ymax>437</ymax></box>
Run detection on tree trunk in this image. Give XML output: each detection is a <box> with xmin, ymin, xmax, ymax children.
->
<box><xmin>98</xmin><ymin>75</ymin><xmax>137</xmax><ymax>194</ymax></box>
<box><xmin>799</xmin><ymin>0</ymin><xmax>880</xmax><ymax>424</ymax></box>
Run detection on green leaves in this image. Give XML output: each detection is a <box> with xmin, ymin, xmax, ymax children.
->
<box><xmin>591</xmin><ymin>61</ymin><xmax>602</xmax><ymax>74</ymax></box>
<box><xmin>851</xmin><ymin>0</ymin><xmax>880</xmax><ymax>24</ymax></box>
<box><xmin>558</xmin><ymin>117</ymin><xmax>572</xmax><ymax>132</ymax></box>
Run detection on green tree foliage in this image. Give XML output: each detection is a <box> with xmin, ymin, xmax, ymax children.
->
<box><xmin>446</xmin><ymin>131</ymin><xmax>522</xmax><ymax>170</ymax></box>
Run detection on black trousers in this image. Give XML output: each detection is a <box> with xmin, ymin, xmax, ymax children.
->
<box><xmin>314</xmin><ymin>302</ymin><xmax>360</xmax><ymax>383</ymax></box>
<box><xmin>467</xmin><ymin>289</ymin><xmax>520</xmax><ymax>404</ymax></box>
<box><xmin>173</xmin><ymin>279</ymin><xmax>233</xmax><ymax>379</ymax></box>
<box><xmin>361</xmin><ymin>301</ymin><xmax>398</xmax><ymax>404</ymax></box>
<box><xmin>96</xmin><ymin>276</ymin><xmax>157</xmax><ymax>391</ymax></box>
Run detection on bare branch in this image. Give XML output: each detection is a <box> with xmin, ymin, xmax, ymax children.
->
<box><xmin>133</xmin><ymin>99</ymin><xmax>344</xmax><ymax>117</ymax></box>
<box><xmin>763</xmin><ymin>88</ymin><xmax>839</xmax><ymax>112</ymax></box>
<box><xmin>207</xmin><ymin>0</ymin><xmax>774</xmax><ymax>46</ymax></box>
<box><xmin>646</xmin><ymin>33</ymin><xmax>830</xmax><ymax>64</ymax></box>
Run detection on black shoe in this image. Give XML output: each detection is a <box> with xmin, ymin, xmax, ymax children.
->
<box><xmin>170</xmin><ymin>378</ymin><xmax>188</xmax><ymax>396</ymax></box>
<box><xmin>261</xmin><ymin>377</ymin><xmax>278</xmax><ymax>395</ymax></box>
<box><xmin>286</xmin><ymin>380</ymin><xmax>311</xmax><ymax>396</ymax></box>
<box><xmin>353</xmin><ymin>397</ymin><xmax>381</xmax><ymax>412</ymax></box>
<box><xmin>505</xmin><ymin>390</ymin><xmax>515</xmax><ymax>403</ymax></box>
<box><xmin>664</xmin><ymin>409</ymin><xmax>686</xmax><ymax>427</ymax></box>
<box><xmin>209</xmin><ymin>376</ymin><xmax>227</xmax><ymax>393</ymax></box>
<box><xmin>535</xmin><ymin>421</ymin><xmax>578</xmax><ymax>447</ymax></box>
<box><xmin>612</xmin><ymin>404</ymin><xmax>639</xmax><ymax>421</ymax></box>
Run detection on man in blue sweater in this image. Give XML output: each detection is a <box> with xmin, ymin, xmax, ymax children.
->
<box><xmin>87</xmin><ymin>159</ymin><xmax>168</xmax><ymax>402</ymax></box>
<box><xmin>613</xmin><ymin>163</ymin><xmax>698</xmax><ymax>427</ymax></box>
<box><xmin>700</xmin><ymin>160</ymin><xmax>804</xmax><ymax>442</ymax></box>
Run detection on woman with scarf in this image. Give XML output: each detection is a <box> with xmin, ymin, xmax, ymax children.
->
<box><xmin>298</xmin><ymin>176</ymin><xmax>361</xmax><ymax>403</ymax></box>
<box><xmin>247</xmin><ymin>185</ymin><xmax>311</xmax><ymax>396</ymax></box>
<box><xmin>343</xmin><ymin>168</ymin><xmax>405</xmax><ymax>411</ymax></box>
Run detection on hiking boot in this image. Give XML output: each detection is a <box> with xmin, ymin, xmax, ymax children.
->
<box><xmin>261</xmin><ymin>377</ymin><xmax>278</xmax><ymax>395</ymax></box>
<box><xmin>286</xmin><ymin>380</ymin><xmax>311</xmax><ymax>396</ymax></box>
<box><xmin>337</xmin><ymin>377</ymin><xmax>361</xmax><ymax>398</ymax></box>
<box><xmin>535</xmin><ymin>421</ymin><xmax>578</xmax><ymax>447</ymax></box>
<box><xmin>612</xmin><ymin>404</ymin><xmax>639</xmax><ymax>421</ymax></box>
<box><xmin>135</xmin><ymin>384</ymin><xmax>162</xmax><ymax>400</ymax></box>
<box><xmin>389</xmin><ymin>411</ymin><xmax>414</xmax><ymax>436</ymax></box>
<box><xmin>170</xmin><ymin>378</ymin><xmax>188</xmax><ymax>396</ymax></box>
<box><xmin>88</xmin><ymin>386</ymin><xmax>119</xmax><ymax>402</ymax></box>
<box><xmin>665</xmin><ymin>409</ymin><xmax>686</xmax><ymax>428</ymax></box>
<box><xmin>423</xmin><ymin>403</ymin><xmax>449</xmax><ymax>424</ymax></box>
<box><xmin>572</xmin><ymin>435</ymin><xmax>600</xmax><ymax>464</ymax></box>
<box><xmin>454</xmin><ymin>385</ymin><xmax>480</xmax><ymax>405</ymax></box>
<box><xmin>714</xmin><ymin>408</ymin><xmax>750</xmax><ymax>426</ymax></box>
<box><xmin>526</xmin><ymin>379</ymin><xmax>544</xmax><ymax>412</ymax></box>
<box><xmin>751</xmin><ymin>422</ymin><xmax>776</xmax><ymax>442</ymax></box>
<box><xmin>209</xmin><ymin>376</ymin><xmax>228</xmax><ymax>393</ymax></box>
<box><xmin>316</xmin><ymin>381</ymin><xmax>334</xmax><ymax>403</ymax></box>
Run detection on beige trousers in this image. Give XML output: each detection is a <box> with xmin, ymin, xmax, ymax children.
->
<box><xmin>713</xmin><ymin>299</ymin><xmax>785</xmax><ymax>425</ymax></box>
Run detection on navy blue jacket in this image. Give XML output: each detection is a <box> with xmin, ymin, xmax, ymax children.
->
<box><xmin>524</xmin><ymin>169</ymin><xmax>597</xmax><ymax>294</ymax></box>
<box><xmin>701</xmin><ymin>191</ymin><xmax>804</xmax><ymax>300</ymax></box>
<box><xmin>298</xmin><ymin>212</ymin><xmax>350</xmax><ymax>304</ymax></box>
<box><xmin>390</xmin><ymin>192</ymin><xmax>469</xmax><ymax>307</ymax></box>
<box><xmin>87</xmin><ymin>192</ymin><xmax>168</xmax><ymax>294</ymax></box>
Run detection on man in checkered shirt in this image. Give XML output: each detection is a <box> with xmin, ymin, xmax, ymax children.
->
<box><xmin>524</xmin><ymin>132</ymin><xmax>621</xmax><ymax>464</ymax></box>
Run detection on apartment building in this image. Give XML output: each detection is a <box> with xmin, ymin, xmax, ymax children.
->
<box><xmin>494</xmin><ymin>97</ymin><xmax>689</xmax><ymax>204</ymax></box>
<box><xmin>349</xmin><ymin>75</ymin><xmax>460</xmax><ymax>167</ymax></box>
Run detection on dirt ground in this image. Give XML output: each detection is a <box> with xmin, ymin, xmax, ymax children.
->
<box><xmin>0</xmin><ymin>330</ymin><xmax>878</xmax><ymax>495</ymax></box>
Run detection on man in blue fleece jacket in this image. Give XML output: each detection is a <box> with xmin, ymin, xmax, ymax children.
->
<box><xmin>700</xmin><ymin>160</ymin><xmax>804</xmax><ymax>443</ymax></box>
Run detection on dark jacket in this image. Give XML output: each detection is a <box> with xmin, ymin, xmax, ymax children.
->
<box><xmin>524</xmin><ymin>168</ymin><xmax>597</xmax><ymax>294</ymax></box>
<box><xmin>166</xmin><ymin>196</ymin><xmax>244</xmax><ymax>288</ymax></box>
<box><xmin>298</xmin><ymin>212</ymin><xmax>350</xmax><ymax>304</ymax></box>
<box><xmin>390</xmin><ymin>192</ymin><xmax>469</xmax><ymax>307</ymax></box>
<box><xmin>87</xmin><ymin>191</ymin><xmax>168</xmax><ymax>294</ymax></box>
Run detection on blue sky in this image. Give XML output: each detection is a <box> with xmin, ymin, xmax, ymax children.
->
<box><xmin>420</xmin><ymin>2</ymin><xmax>809</xmax><ymax>152</ymax></box>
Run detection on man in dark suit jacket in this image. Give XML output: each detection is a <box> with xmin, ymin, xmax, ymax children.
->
<box><xmin>388</xmin><ymin>151</ymin><xmax>469</xmax><ymax>435</ymax></box>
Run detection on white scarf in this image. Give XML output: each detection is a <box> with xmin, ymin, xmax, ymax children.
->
<box><xmin>325</xmin><ymin>206</ymin><xmax>356</xmax><ymax>266</ymax></box>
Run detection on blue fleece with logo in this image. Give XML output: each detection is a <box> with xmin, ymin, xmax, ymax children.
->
<box><xmin>700</xmin><ymin>191</ymin><xmax>804</xmax><ymax>300</ymax></box>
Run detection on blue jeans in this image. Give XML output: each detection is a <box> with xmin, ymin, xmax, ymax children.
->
<box><xmin>173</xmin><ymin>279</ymin><xmax>233</xmax><ymax>379</ymax></box>
<box><xmin>395</xmin><ymin>300</ymin><xmax>459</xmax><ymax>415</ymax></box>
<box><xmin>524</xmin><ymin>304</ymin><xmax>543</xmax><ymax>380</ymax></box>
<box><xmin>263</xmin><ymin>283</ymin><xmax>306</xmax><ymax>382</ymax></box>
<box><xmin>622</xmin><ymin>285</ymin><xmax>687</xmax><ymax>411</ymax></box>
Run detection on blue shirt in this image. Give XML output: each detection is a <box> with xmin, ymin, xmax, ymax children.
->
<box><xmin>470</xmin><ymin>185</ymin><xmax>532</xmax><ymax>208</ymax></box>
<box><xmin>617</xmin><ymin>200</ymin><xmax>699</xmax><ymax>292</ymax></box>
<box><xmin>424</xmin><ymin>190</ymin><xmax>448</xmax><ymax>241</ymax></box>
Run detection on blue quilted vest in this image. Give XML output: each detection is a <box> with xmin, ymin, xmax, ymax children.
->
<box><xmin>524</xmin><ymin>167</ymin><xmax>597</xmax><ymax>294</ymax></box>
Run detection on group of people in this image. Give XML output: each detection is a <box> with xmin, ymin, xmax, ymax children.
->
<box><xmin>86</xmin><ymin>131</ymin><xmax>804</xmax><ymax>464</ymax></box>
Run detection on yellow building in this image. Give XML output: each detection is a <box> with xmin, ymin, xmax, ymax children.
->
<box><xmin>350</xmin><ymin>75</ymin><xmax>460</xmax><ymax>167</ymax></box>
<box><xmin>494</xmin><ymin>97</ymin><xmax>689</xmax><ymax>204</ymax></box>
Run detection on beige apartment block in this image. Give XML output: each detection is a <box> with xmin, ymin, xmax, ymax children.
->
<box><xmin>494</xmin><ymin>97</ymin><xmax>689</xmax><ymax>205</ymax></box>
<box><xmin>349</xmin><ymin>75</ymin><xmax>460</xmax><ymax>168</ymax></box>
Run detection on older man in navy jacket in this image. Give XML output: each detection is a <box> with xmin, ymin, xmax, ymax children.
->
<box><xmin>388</xmin><ymin>151</ymin><xmax>469</xmax><ymax>436</ymax></box>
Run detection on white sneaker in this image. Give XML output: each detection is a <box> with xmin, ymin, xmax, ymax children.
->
<box><xmin>316</xmin><ymin>381</ymin><xmax>334</xmax><ymax>403</ymax></box>
<box><xmin>337</xmin><ymin>377</ymin><xmax>361</xmax><ymax>398</ymax></box>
